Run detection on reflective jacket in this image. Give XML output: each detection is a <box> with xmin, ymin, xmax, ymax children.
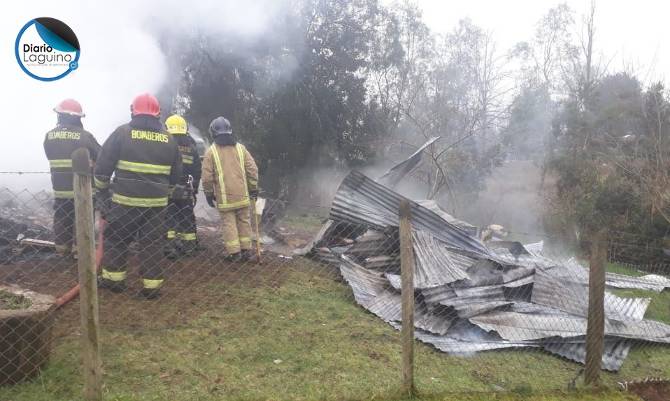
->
<box><xmin>43</xmin><ymin>124</ymin><xmax>100</xmax><ymax>199</ymax></box>
<box><xmin>94</xmin><ymin>115</ymin><xmax>182</xmax><ymax>208</ymax></box>
<box><xmin>202</xmin><ymin>142</ymin><xmax>258</xmax><ymax>211</ymax></box>
<box><xmin>171</xmin><ymin>133</ymin><xmax>202</xmax><ymax>197</ymax></box>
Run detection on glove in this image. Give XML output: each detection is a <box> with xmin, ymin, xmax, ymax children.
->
<box><xmin>249</xmin><ymin>188</ymin><xmax>259</xmax><ymax>200</ymax></box>
<box><xmin>205</xmin><ymin>193</ymin><xmax>216</xmax><ymax>208</ymax></box>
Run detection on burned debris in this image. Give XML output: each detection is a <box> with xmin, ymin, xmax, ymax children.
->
<box><xmin>301</xmin><ymin>170</ymin><xmax>670</xmax><ymax>371</ymax></box>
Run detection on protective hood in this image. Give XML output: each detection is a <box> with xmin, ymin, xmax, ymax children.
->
<box><xmin>129</xmin><ymin>114</ymin><xmax>164</xmax><ymax>132</ymax></box>
<box><xmin>213</xmin><ymin>134</ymin><xmax>237</xmax><ymax>146</ymax></box>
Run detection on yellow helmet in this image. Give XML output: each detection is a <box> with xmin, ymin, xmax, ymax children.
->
<box><xmin>165</xmin><ymin>114</ymin><xmax>187</xmax><ymax>135</ymax></box>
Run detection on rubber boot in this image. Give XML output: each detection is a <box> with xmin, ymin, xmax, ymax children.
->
<box><xmin>240</xmin><ymin>249</ymin><xmax>254</xmax><ymax>262</ymax></box>
<box><xmin>224</xmin><ymin>252</ymin><xmax>242</xmax><ymax>263</ymax></box>
<box><xmin>137</xmin><ymin>288</ymin><xmax>161</xmax><ymax>300</ymax></box>
<box><xmin>97</xmin><ymin>277</ymin><xmax>127</xmax><ymax>293</ymax></box>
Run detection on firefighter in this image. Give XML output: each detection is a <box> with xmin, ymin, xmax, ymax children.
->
<box><xmin>164</xmin><ymin>114</ymin><xmax>202</xmax><ymax>258</ymax></box>
<box><xmin>43</xmin><ymin>99</ymin><xmax>101</xmax><ymax>257</ymax></box>
<box><xmin>202</xmin><ymin>117</ymin><xmax>258</xmax><ymax>261</ymax></box>
<box><xmin>94</xmin><ymin>93</ymin><xmax>182</xmax><ymax>299</ymax></box>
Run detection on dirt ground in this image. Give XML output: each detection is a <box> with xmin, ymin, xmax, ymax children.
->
<box><xmin>626</xmin><ymin>381</ymin><xmax>670</xmax><ymax>401</ymax></box>
<box><xmin>0</xmin><ymin>230</ymin><xmax>310</xmax><ymax>340</ymax></box>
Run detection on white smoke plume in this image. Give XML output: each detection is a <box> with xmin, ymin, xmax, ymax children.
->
<box><xmin>0</xmin><ymin>0</ymin><xmax>287</xmax><ymax>188</ymax></box>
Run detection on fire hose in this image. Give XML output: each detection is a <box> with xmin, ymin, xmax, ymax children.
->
<box><xmin>54</xmin><ymin>216</ymin><xmax>105</xmax><ymax>308</ymax></box>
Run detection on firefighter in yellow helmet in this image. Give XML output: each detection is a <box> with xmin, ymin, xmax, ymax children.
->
<box><xmin>164</xmin><ymin>114</ymin><xmax>202</xmax><ymax>258</ymax></box>
<box><xmin>202</xmin><ymin>117</ymin><xmax>258</xmax><ymax>261</ymax></box>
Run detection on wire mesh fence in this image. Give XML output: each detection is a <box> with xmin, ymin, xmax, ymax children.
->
<box><xmin>0</xmin><ymin>169</ymin><xmax>669</xmax><ymax>400</ymax></box>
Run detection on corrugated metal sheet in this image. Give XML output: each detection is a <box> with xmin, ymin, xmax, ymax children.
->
<box><xmin>330</xmin><ymin>171</ymin><xmax>489</xmax><ymax>256</ymax></box>
<box><xmin>470</xmin><ymin>309</ymin><xmax>670</xmax><ymax>344</ymax></box>
<box><xmin>310</xmin><ymin>170</ymin><xmax>670</xmax><ymax>371</ymax></box>
<box><xmin>414</xmin><ymin>329</ymin><xmax>537</xmax><ymax>354</ymax></box>
<box><xmin>470</xmin><ymin>311</ymin><xmax>588</xmax><ymax>341</ymax></box>
<box><xmin>339</xmin><ymin>257</ymin><xmax>400</xmax><ymax>323</ymax></box>
<box><xmin>532</xmin><ymin>265</ymin><xmax>652</xmax><ymax>322</ymax></box>
<box><xmin>412</xmin><ymin>230</ymin><xmax>469</xmax><ymax>288</ymax></box>
<box><xmin>542</xmin><ymin>339</ymin><xmax>632</xmax><ymax>372</ymax></box>
<box><xmin>606</xmin><ymin>273</ymin><xmax>670</xmax><ymax>293</ymax></box>
<box><xmin>379</xmin><ymin>137</ymin><xmax>440</xmax><ymax>187</ymax></box>
<box><xmin>416</xmin><ymin>200</ymin><xmax>478</xmax><ymax>235</ymax></box>
<box><xmin>364</xmin><ymin>255</ymin><xmax>399</xmax><ymax>270</ymax></box>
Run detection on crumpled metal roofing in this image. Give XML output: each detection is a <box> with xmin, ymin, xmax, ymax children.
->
<box><xmin>330</xmin><ymin>170</ymin><xmax>489</xmax><ymax>256</ymax></box>
<box><xmin>315</xmin><ymin>170</ymin><xmax>670</xmax><ymax>371</ymax></box>
<box><xmin>411</xmin><ymin>230</ymin><xmax>469</xmax><ymax>288</ymax></box>
<box><xmin>542</xmin><ymin>339</ymin><xmax>632</xmax><ymax>371</ymax></box>
<box><xmin>606</xmin><ymin>272</ymin><xmax>670</xmax><ymax>293</ymax></box>
<box><xmin>416</xmin><ymin>200</ymin><xmax>477</xmax><ymax>235</ymax></box>
<box><xmin>379</xmin><ymin>137</ymin><xmax>440</xmax><ymax>187</ymax></box>
<box><xmin>532</xmin><ymin>265</ymin><xmax>652</xmax><ymax>322</ymax></box>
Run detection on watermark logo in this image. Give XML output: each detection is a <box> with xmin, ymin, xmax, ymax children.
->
<box><xmin>15</xmin><ymin>18</ymin><xmax>80</xmax><ymax>81</ymax></box>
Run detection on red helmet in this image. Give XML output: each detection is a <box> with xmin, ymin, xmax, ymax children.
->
<box><xmin>53</xmin><ymin>99</ymin><xmax>85</xmax><ymax>117</ymax></box>
<box><xmin>131</xmin><ymin>93</ymin><xmax>160</xmax><ymax>117</ymax></box>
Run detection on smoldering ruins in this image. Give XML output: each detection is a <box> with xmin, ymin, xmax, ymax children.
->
<box><xmin>299</xmin><ymin>170</ymin><xmax>670</xmax><ymax>371</ymax></box>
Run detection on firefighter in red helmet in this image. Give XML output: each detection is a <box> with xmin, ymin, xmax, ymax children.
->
<box><xmin>43</xmin><ymin>99</ymin><xmax>101</xmax><ymax>257</ymax></box>
<box><xmin>94</xmin><ymin>93</ymin><xmax>182</xmax><ymax>299</ymax></box>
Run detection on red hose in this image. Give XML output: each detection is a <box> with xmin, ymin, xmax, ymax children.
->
<box><xmin>55</xmin><ymin>217</ymin><xmax>105</xmax><ymax>308</ymax></box>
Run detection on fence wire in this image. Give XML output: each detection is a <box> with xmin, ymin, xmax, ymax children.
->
<box><xmin>0</xmin><ymin>171</ymin><xmax>669</xmax><ymax>400</ymax></box>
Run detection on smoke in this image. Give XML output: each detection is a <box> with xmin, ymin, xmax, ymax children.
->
<box><xmin>0</xmin><ymin>0</ymin><xmax>287</xmax><ymax>188</ymax></box>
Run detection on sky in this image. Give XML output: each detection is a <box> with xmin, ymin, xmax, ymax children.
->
<box><xmin>0</xmin><ymin>0</ymin><xmax>667</xmax><ymax>180</ymax></box>
<box><xmin>412</xmin><ymin>0</ymin><xmax>668</xmax><ymax>83</ymax></box>
<box><xmin>0</xmin><ymin>0</ymin><xmax>285</xmax><ymax>186</ymax></box>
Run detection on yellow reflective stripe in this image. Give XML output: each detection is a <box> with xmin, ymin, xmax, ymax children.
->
<box><xmin>94</xmin><ymin>177</ymin><xmax>109</xmax><ymax>189</ymax></box>
<box><xmin>49</xmin><ymin>159</ymin><xmax>72</xmax><ymax>168</ymax></box>
<box><xmin>180</xmin><ymin>233</ymin><xmax>197</xmax><ymax>241</ymax></box>
<box><xmin>143</xmin><ymin>279</ymin><xmax>163</xmax><ymax>289</ymax></box>
<box><xmin>112</xmin><ymin>193</ymin><xmax>168</xmax><ymax>207</ymax></box>
<box><xmin>167</xmin><ymin>230</ymin><xmax>176</xmax><ymax>239</ymax></box>
<box><xmin>116</xmin><ymin>160</ymin><xmax>171</xmax><ymax>175</ymax></box>
<box><xmin>102</xmin><ymin>269</ymin><xmax>127</xmax><ymax>282</ymax></box>
<box><xmin>239</xmin><ymin>237</ymin><xmax>252</xmax><ymax>245</ymax></box>
<box><xmin>211</xmin><ymin>145</ymin><xmax>228</xmax><ymax>204</ymax></box>
<box><xmin>54</xmin><ymin>190</ymin><xmax>74</xmax><ymax>198</ymax></box>
<box><xmin>236</xmin><ymin>144</ymin><xmax>249</xmax><ymax>198</ymax></box>
<box><xmin>217</xmin><ymin>199</ymin><xmax>250</xmax><ymax>210</ymax></box>
<box><xmin>182</xmin><ymin>155</ymin><xmax>194</xmax><ymax>165</ymax></box>
<box><xmin>225</xmin><ymin>239</ymin><xmax>240</xmax><ymax>247</ymax></box>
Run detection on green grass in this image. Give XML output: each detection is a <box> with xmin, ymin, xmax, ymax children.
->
<box><xmin>0</xmin><ymin>290</ymin><xmax>32</xmax><ymax>309</ymax></box>
<box><xmin>607</xmin><ymin>262</ymin><xmax>670</xmax><ymax>325</ymax></box>
<box><xmin>606</xmin><ymin>263</ymin><xmax>646</xmax><ymax>278</ymax></box>
<box><xmin>0</xmin><ymin>261</ymin><xmax>665</xmax><ymax>401</ymax></box>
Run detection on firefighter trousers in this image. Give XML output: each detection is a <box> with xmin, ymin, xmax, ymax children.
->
<box><xmin>166</xmin><ymin>198</ymin><xmax>198</xmax><ymax>254</ymax></box>
<box><xmin>101</xmin><ymin>203</ymin><xmax>166</xmax><ymax>289</ymax></box>
<box><xmin>53</xmin><ymin>198</ymin><xmax>75</xmax><ymax>255</ymax></box>
<box><xmin>220</xmin><ymin>207</ymin><xmax>252</xmax><ymax>254</ymax></box>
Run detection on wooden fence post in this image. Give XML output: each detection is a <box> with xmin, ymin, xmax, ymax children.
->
<box><xmin>584</xmin><ymin>228</ymin><xmax>607</xmax><ymax>386</ymax></box>
<box><xmin>72</xmin><ymin>148</ymin><xmax>102</xmax><ymax>401</ymax></box>
<box><xmin>399</xmin><ymin>199</ymin><xmax>415</xmax><ymax>396</ymax></box>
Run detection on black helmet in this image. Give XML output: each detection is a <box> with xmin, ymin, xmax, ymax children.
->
<box><xmin>209</xmin><ymin>116</ymin><xmax>233</xmax><ymax>136</ymax></box>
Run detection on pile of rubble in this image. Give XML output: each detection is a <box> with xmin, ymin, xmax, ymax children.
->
<box><xmin>300</xmin><ymin>171</ymin><xmax>670</xmax><ymax>371</ymax></box>
<box><xmin>0</xmin><ymin>199</ymin><xmax>55</xmax><ymax>263</ymax></box>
